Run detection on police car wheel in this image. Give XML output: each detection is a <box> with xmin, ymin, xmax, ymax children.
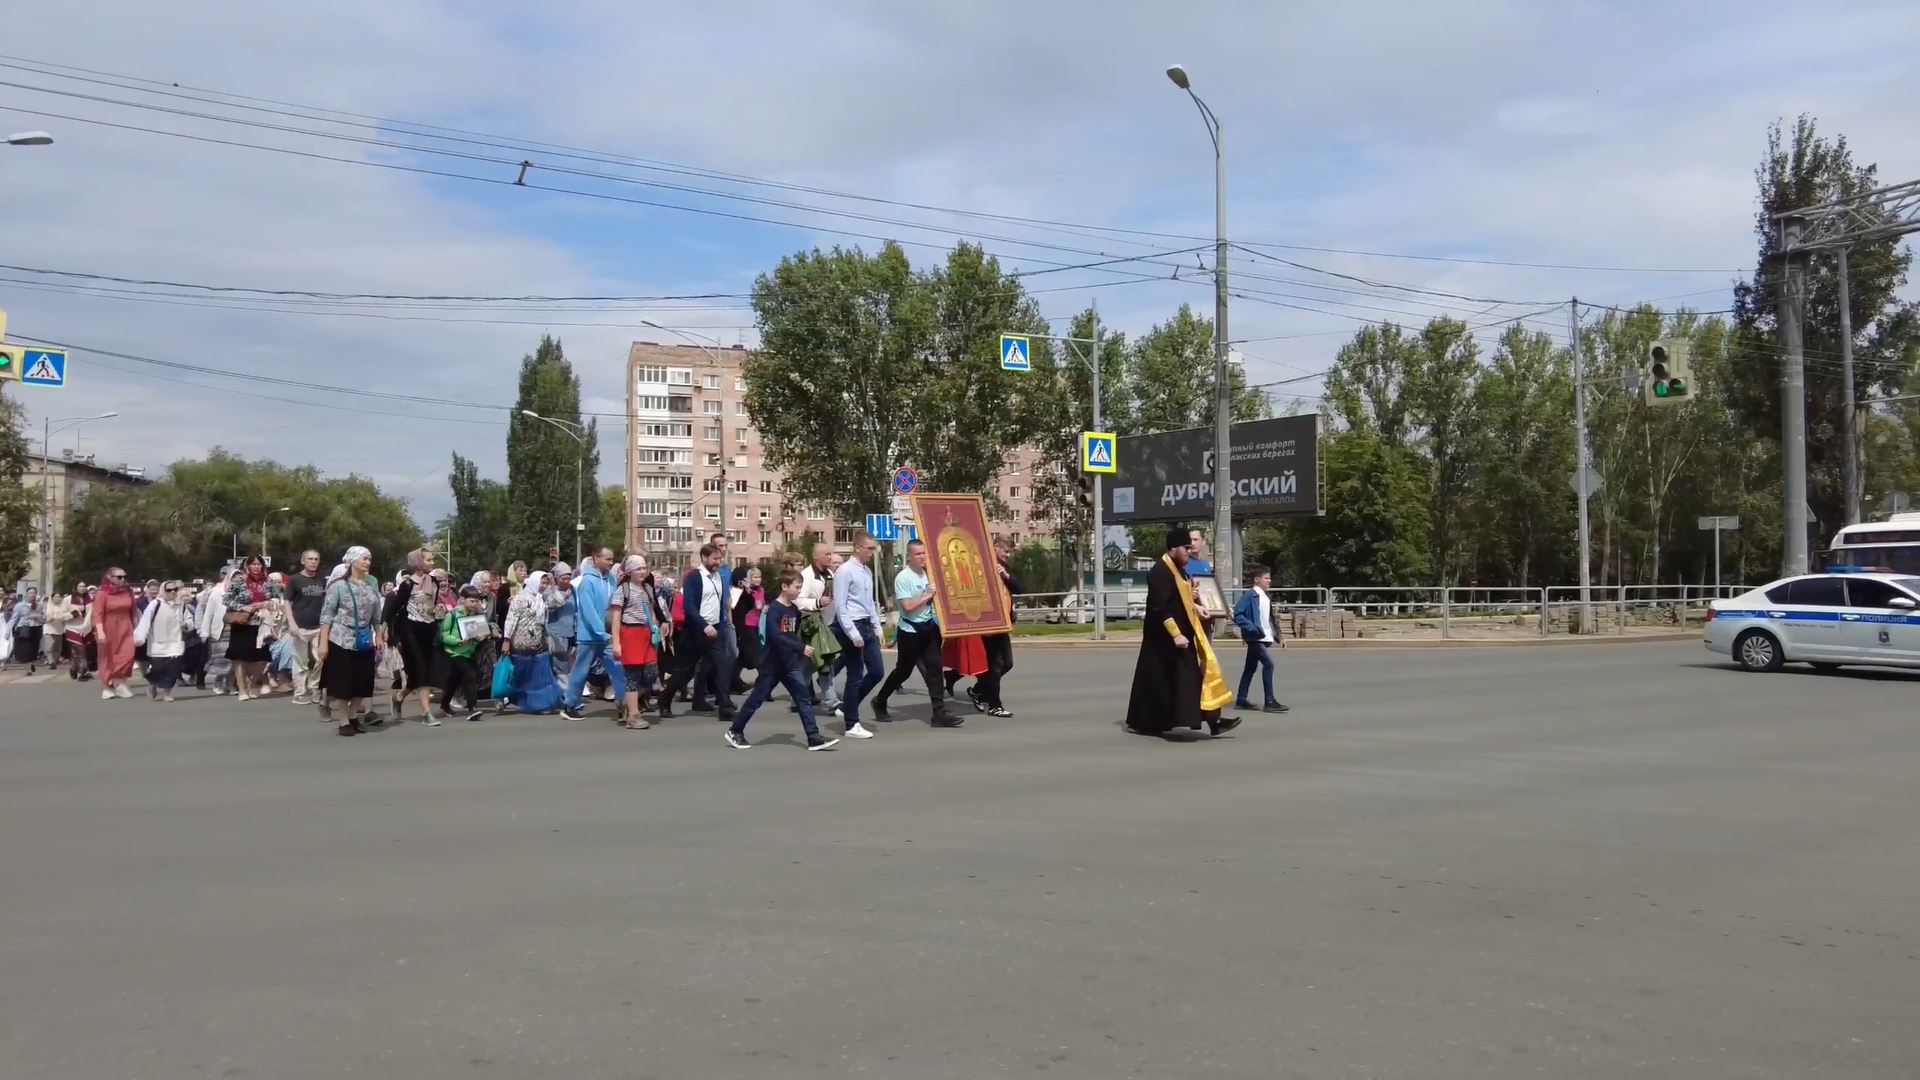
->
<box><xmin>1734</xmin><ymin>630</ymin><xmax>1783</xmax><ymax>673</ymax></box>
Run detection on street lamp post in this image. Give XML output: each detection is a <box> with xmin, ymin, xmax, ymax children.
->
<box><xmin>1165</xmin><ymin>63</ymin><xmax>1235</xmax><ymax>583</ymax></box>
<box><xmin>39</xmin><ymin>411</ymin><xmax>118</xmax><ymax>595</ymax></box>
<box><xmin>522</xmin><ymin>410</ymin><xmax>587</xmax><ymax>566</ymax></box>
<box><xmin>263</xmin><ymin>506</ymin><xmax>292</xmax><ymax>565</ymax></box>
<box><xmin>643</xmin><ymin>320</ymin><xmax>730</xmax><ymax>563</ymax></box>
<box><xmin>6</xmin><ymin>131</ymin><xmax>54</xmax><ymax>146</ymax></box>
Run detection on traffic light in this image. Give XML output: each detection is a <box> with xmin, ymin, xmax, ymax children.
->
<box><xmin>548</xmin><ymin>547</ymin><xmax>560</xmax><ymax>560</ymax></box>
<box><xmin>1643</xmin><ymin>338</ymin><xmax>1692</xmax><ymax>406</ymax></box>
<box><xmin>1075</xmin><ymin>476</ymin><xmax>1093</xmax><ymax>508</ymax></box>
<box><xmin>0</xmin><ymin>344</ymin><xmax>19</xmax><ymax>382</ymax></box>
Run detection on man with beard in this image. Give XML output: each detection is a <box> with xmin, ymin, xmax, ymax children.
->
<box><xmin>1124</xmin><ymin>525</ymin><xmax>1237</xmax><ymax>738</ymax></box>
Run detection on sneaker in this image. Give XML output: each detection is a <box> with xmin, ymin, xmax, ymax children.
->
<box><xmin>967</xmin><ymin>687</ymin><xmax>985</xmax><ymax>713</ymax></box>
<box><xmin>931</xmin><ymin>715</ymin><xmax>965</xmax><ymax>728</ymax></box>
<box><xmin>843</xmin><ymin>722</ymin><xmax>875</xmax><ymax>740</ymax></box>
<box><xmin>1233</xmin><ymin>699</ymin><xmax>1256</xmax><ymax>711</ymax></box>
<box><xmin>292</xmin><ymin>694</ymin><xmax>310</xmax><ymax>706</ymax></box>
<box><xmin>101</xmin><ymin>688</ymin><xmax>115</xmax><ymax>700</ymax></box>
<box><xmin>623</xmin><ymin>716</ymin><xmax>652</xmax><ymax>730</ymax></box>
<box><xmin>421</xmin><ymin>715</ymin><xmax>443</xmax><ymax>727</ymax></box>
<box><xmin>869</xmin><ymin>699</ymin><xmax>891</xmax><ymax>721</ymax></box>
<box><xmin>465</xmin><ymin>710</ymin><xmax>485</xmax><ymax>722</ymax></box>
<box><xmin>316</xmin><ymin>702</ymin><xmax>333</xmax><ymax>722</ymax></box>
<box><xmin>1208</xmin><ymin>715</ymin><xmax>1243</xmax><ymax>737</ymax></box>
<box><xmin>723</xmin><ymin>730</ymin><xmax>752</xmax><ymax>749</ymax></box>
<box><xmin>986</xmin><ymin>705</ymin><xmax>1012</xmax><ymax>718</ymax></box>
<box><xmin>689</xmin><ymin>702</ymin><xmax>716</xmax><ymax>715</ymax></box>
<box><xmin>337</xmin><ymin>724</ymin><xmax>358</xmax><ymax>737</ymax></box>
<box><xmin>807</xmin><ymin>736</ymin><xmax>840</xmax><ymax>752</ymax></box>
<box><xmin>161</xmin><ymin>693</ymin><xmax>175</xmax><ymax>703</ymax></box>
<box><xmin>560</xmin><ymin>704</ymin><xmax>587</xmax><ymax>721</ymax></box>
<box><xmin>1263</xmin><ymin>702</ymin><xmax>1290</xmax><ymax>713</ymax></box>
<box><xmin>114</xmin><ymin>683</ymin><xmax>134</xmax><ymax>699</ymax></box>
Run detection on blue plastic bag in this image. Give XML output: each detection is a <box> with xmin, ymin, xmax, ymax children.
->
<box><xmin>490</xmin><ymin>655</ymin><xmax>514</xmax><ymax>699</ymax></box>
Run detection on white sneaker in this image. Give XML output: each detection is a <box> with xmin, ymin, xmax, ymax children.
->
<box><xmin>843</xmin><ymin>722</ymin><xmax>875</xmax><ymax>740</ymax></box>
<box><xmin>421</xmin><ymin>715</ymin><xmax>443</xmax><ymax>727</ymax></box>
<box><xmin>101</xmin><ymin>688</ymin><xmax>115</xmax><ymax>700</ymax></box>
<box><xmin>114</xmin><ymin>683</ymin><xmax>134</xmax><ymax>699</ymax></box>
<box><xmin>292</xmin><ymin>695</ymin><xmax>310</xmax><ymax>706</ymax></box>
<box><xmin>161</xmin><ymin>693</ymin><xmax>175</xmax><ymax>703</ymax></box>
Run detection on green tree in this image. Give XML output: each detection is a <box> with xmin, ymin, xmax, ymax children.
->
<box><xmin>1406</xmin><ymin>317</ymin><xmax>1482</xmax><ymax>583</ymax></box>
<box><xmin>745</xmin><ymin>240</ymin><xmax>1056</xmax><ymax>526</ymax></box>
<box><xmin>0</xmin><ymin>391</ymin><xmax>35</xmax><ymax>586</ymax></box>
<box><xmin>1728</xmin><ymin>116</ymin><xmax>1920</xmax><ymax>543</ymax></box>
<box><xmin>1279</xmin><ymin>429</ymin><xmax>1430</xmax><ymax>586</ymax></box>
<box><xmin>591</xmin><ymin>484</ymin><xmax>628</xmax><ymax>556</ymax></box>
<box><xmin>56</xmin><ymin>450</ymin><xmax>421</xmax><ymax>583</ymax></box>
<box><xmin>506</xmin><ymin>336</ymin><xmax>601</xmax><ymax>566</ymax></box>
<box><xmin>1323</xmin><ymin>322</ymin><xmax>1417</xmax><ymax>447</ymax></box>
<box><xmin>1129</xmin><ymin>303</ymin><xmax>1265</xmax><ymax>433</ymax></box>
<box><xmin>442</xmin><ymin>452</ymin><xmax>511</xmax><ymax>572</ymax></box>
<box><xmin>1029</xmin><ymin>307</ymin><xmax>1133</xmax><ymax>543</ymax></box>
<box><xmin>1464</xmin><ymin>325</ymin><xmax>1575</xmax><ymax>586</ymax></box>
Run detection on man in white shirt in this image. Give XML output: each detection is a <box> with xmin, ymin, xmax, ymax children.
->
<box><xmin>830</xmin><ymin>534</ymin><xmax>883</xmax><ymax>739</ymax></box>
<box><xmin>657</xmin><ymin>543</ymin><xmax>734</xmax><ymax>721</ymax></box>
<box><xmin>796</xmin><ymin>544</ymin><xmax>840</xmax><ymax>712</ymax></box>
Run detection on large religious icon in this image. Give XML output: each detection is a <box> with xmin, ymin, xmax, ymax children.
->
<box><xmin>907</xmin><ymin>492</ymin><xmax>1013</xmax><ymax>637</ymax></box>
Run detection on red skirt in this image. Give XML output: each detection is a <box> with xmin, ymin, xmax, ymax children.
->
<box><xmin>618</xmin><ymin>624</ymin><xmax>657</xmax><ymax>666</ymax></box>
<box><xmin>941</xmin><ymin>634</ymin><xmax>988</xmax><ymax>677</ymax></box>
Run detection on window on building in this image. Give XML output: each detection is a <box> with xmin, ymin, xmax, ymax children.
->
<box><xmin>635</xmin><ymin>500</ymin><xmax>669</xmax><ymax>515</ymax></box>
<box><xmin>705</xmin><ymin>453</ymin><xmax>721</xmax><ymax>466</ymax></box>
<box><xmin>705</xmin><ymin>505</ymin><xmax>720</xmax><ymax>520</ymax></box>
<box><xmin>736</xmin><ymin>428</ymin><xmax>750</xmax><ymax>444</ymax></box>
<box><xmin>834</xmin><ymin>527</ymin><xmax>857</xmax><ymax>544</ymax></box>
<box><xmin>702</xmin><ymin>400</ymin><xmax>722</xmax><ymax>415</ymax></box>
<box><xmin>732</xmin><ymin>479</ymin><xmax>749</xmax><ymax>493</ymax></box>
<box><xmin>635</xmin><ymin>394</ymin><xmax>669</xmax><ymax>411</ymax></box>
<box><xmin>635</xmin><ymin>475</ymin><xmax>668</xmax><ymax>489</ymax></box>
<box><xmin>669</xmin><ymin>475</ymin><xmax>691</xmax><ymax>489</ymax></box>
<box><xmin>759</xmin><ymin>530</ymin><xmax>772</xmax><ymax>545</ymax></box>
<box><xmin>734</xmin><ymin>506</ymin><xmax>747</xmax><ymax>519</ymax></box>
<box><xmin>734</xmin><ymin>401</ymin><xmax>748</xmax><ymax>415</ymax></box>
<box><xmin>668</xmin><ymin>396</ymin><xmax>692</xmax><ymax>413</ymax></box>
<box><xmin>645</xmin><ymin>528</ymin><xmax>666</xmax><ymax>543</ymax></box>
<box><xmin>759</xmin><ymin>480</ymin><xmax>774</xmax><ymax>493</ymax></box>
<box><xmin>758</xmin><ymin>507</ymin><xmax>770</xmax><ymax>520</ymax></box>
<box><xmin>635</xmin><ymin>365</ymin><xmax>667</xmax><ymax>384</ymax></box>
<box><xmin>735</xmin><ymin>376</ymin><xmax>748</xmax><ymax>391</ymax></box>
<box><xmin>728</xmin><ymin>529</ymin><xmax>744</xmax><ymax>543</ymax></box>
<box><xmin>1009</xmin><ymin>486</ymin><xmax>1021</xmax><ymax>499</ymax></box>
<box><xmin>703</xmin><ymin>478</ymin><xmax>722</xmax><ymax>492</ymax></box>
<box><xmin>668</xmin><ymin>369</ymin><xmax>692</xmax><ymax>385</ymax></box>
<box><xmin>703</xmin><ymin>374</ymin><xmax>721</xmax><ymax>389</ymax></box>
<box><xmin>703</xmin><ymin>426</ymin><xmax>721</xmax><ymax>442</ymax></box>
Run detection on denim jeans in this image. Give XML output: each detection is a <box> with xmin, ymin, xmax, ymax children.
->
<box><xmin>565</xmin><ymin>637</ymin><xmax>626</xmax><ymax>709</ymax></box>
<box><xmin>730</xmin><ymin>662</ymin><xmax>821</xmax><ymax>741</ymax></box>
<box><xmin>832</xmin><ymin>618</ymin><xmax>884</xmax><ymax>725</ymax></box>
<box><xmin>1236</xmin><ymin>637</ymin><xmax>1275</xmax><ymax>704</ymax></box>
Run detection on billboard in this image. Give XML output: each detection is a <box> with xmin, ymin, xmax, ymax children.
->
<box><xmin>1104</xmin><ymin>414</ymin><xmax>1321</xmax><ymax>523</ymax></box>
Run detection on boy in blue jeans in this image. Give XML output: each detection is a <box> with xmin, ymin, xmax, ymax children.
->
<box><xmin>725</xmin><ymin>569</ymin><xmax>839</xmax><ymax>752</ymax></box>
<box><xmin>1231</xmin><ymin>565</ymin><xmax>1289</xmax><ymax>714</ymax></box>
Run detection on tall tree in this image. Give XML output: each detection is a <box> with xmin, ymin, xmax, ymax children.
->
<box><xmin>1323</xmin><ymin>322</ymin><xmax>1417</xmax><ymax>447</ymax></box>
<box><xmin>1728</xmin><ymin>116</ymin><xmax>1920</xmax><ymax>542</ymax></box>
<box><xmin>745</xmin><ymin>241</ymin><xmax>1056</xmax><ymax>526</ymax></box>
<box><xmin>443</xmin><ymin>452</ymin><xmax>510</xmax><ymax>571</ymax></box>
<box><xmin>1405</xmin><ymin>316</ymin><xmax>1482</xmax><ymax>584</ymax></box>
<box><xmin>0</xmin><ymin>390</ymin><xmax>35</xmax><ymax>586</ymax></box>
<box><xmin>1030</xmin><ymin>307</ymin><xmax>1134</xmax><ymax>543</ymax></box>
<box><xmin>1129</xmin><ymin>303</ymin><xmax>1265</xmax><ymax>433</ymax></box>
<box><xmin>505</xmin><ymin>336</ymin><xmax>601</xmax><ymax>565</ymax></box>
<box><xmin>1277</xmin><ymin>429</ymin><xmax>1430</xmax><ymax>586</ymax></box>
<box><xmin>1466</xmin><ymin>325</ymin><xmax>1575</xmax><ymax>586</ymax></box>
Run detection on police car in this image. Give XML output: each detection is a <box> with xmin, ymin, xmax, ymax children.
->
<box><xmin>1705</xmin><ymin>568</ymin><xmax>1920</xmax><ymax>672</ymax></box>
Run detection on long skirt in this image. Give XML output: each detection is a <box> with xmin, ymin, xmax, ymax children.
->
<box><xmin>148</xmin><ymin>654</ymin><xmax>183</xmax><ymax>691</ymax></box>
<box><xmin>508</xmin><ymin>651</ymin><xmax>563</xmax><ymax>713</ymax></box>
<box><xmin>226</xmin><ymin>624</ymin><xmax>271</xmax><ymax>663</ymax></box>
<box><xmin>320</xmin><ymin>646</ymin><xmax>378</xmax><ymax>701</ymax></box>
<box><xmin>397</xmin><ymin>619</ymin><xmax>438</xmax><ymax>691</ymax></box>
<box><xmin>12</xmin><ymin>627</ymin><xmax>43</xmax><ymax>666</ymax></box>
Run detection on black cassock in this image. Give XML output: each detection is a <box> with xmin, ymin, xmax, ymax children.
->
<box><xmin>1124</xmin><ymin>557</ymin><xmax>1207</xmax><ymax>734</ymax></box>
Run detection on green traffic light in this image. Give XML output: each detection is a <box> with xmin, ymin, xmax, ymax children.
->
<box><xmin>1653</xmin><ymin>381</ymin><xmax>1670</xmax><ymax>397</ymax></box>
<box><xmin>1669</xmin><ymin>379</ymin><xmax>1687</xmax><ymax>396</ymax></box>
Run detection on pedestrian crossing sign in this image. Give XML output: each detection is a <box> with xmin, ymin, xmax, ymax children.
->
<box><xmin>19</xmin><ymin>347</ymin><xmax>67</xmax><ymax>388</ymax></box>
<box><xmin>1080</xmin><ymin>431</ymin><xmax>1117</xmax><ymax>474</ymax></box>
<box><xmin>999</xmin><ymin>333</ymin><xmax>1031</xmax><ymax>371</ymax></box>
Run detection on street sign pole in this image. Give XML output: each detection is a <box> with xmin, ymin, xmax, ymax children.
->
<box><xmin>1697</xmin><ymin>516</ymin><xmax>1740</xmax><ymax>596</ymax></box>
<box><xmin>1570</xmin><ymin>298</ymin><xmax>1593</xmax><ymax>633</ymax></box>
<box><xmin>1091</xmin><ymin>302</ymin><xmax>1104</xmax><ymax>641</ymax></box>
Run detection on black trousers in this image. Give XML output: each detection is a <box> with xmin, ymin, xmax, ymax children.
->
<box><xmin>660</xmin><ymin>630</ymin><xmax>733</xmax><ymax>716</ymax></box>
<box><xmin>975</xmin><ymin>633</ymin><xmax>1013</xmax><ymax>708</ymax></box>
<box><xmin>874</xmin><ymin>622</ymin><xmax>956</xmax><ymax>718</ymax></box>
<box><xmin>441</xmin><ymin>653</ymin><xmax>485</xmax><ymax>712</ymax></box>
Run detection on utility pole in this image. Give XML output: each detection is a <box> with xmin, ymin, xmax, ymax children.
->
<box><xmin>1836</xmin><ymin>247</ymin><xmax>1860</xmax><ymax>525</ymax></box>
<box><xmin>1571</xmin><ymin>298</ymin><xmax>1593</xmax><ymax>633</ymax></box>
<box><xmin>1778</xmin><ymin>215</ymin><xmax>1810</xmax><ymax>575</ymax></box>
<box><xmin>1090</xmin><ymin>302</ymin><xmax>1105</xmax><ymax>640</ymax></box>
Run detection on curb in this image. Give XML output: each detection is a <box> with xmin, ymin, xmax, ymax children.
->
<box><xmin>1014</xmin><ymin>632</ymin><xmax>1701</xmax><ymax>650</ymax></box>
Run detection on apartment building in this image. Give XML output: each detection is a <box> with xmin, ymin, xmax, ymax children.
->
<box><xmin>625</xmin><ymin>340</ymin><xmax>1058</xmax><ymax>570</ymax></box>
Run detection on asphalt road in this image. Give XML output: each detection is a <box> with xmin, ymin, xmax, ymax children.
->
<box><xmin>3</xmin><ymin>642</ymin><xmax>1916</xmax><ymax>1079</ymax></box>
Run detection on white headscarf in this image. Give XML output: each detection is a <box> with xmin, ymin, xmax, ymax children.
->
<box><xmin>512</xmin><ymin>571</ymin><xmax>550</xmax><ymax>617</ymax></box>
<box><xmin>331</xmin><ymin>545</ymin><xmax>371</xmax><ymax>586</ymax></box>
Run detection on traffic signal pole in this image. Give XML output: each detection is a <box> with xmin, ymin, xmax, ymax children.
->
<box><xmin>1571</xmin><ymin>298</ymin><xmax>1593</xmax><ymax>634</ymax></box>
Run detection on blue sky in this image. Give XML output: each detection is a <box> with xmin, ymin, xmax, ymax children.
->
<box><xmin>4</xmin><ymin>0</ymin><xmax>1918</xmax><ymax>525</ymax></box>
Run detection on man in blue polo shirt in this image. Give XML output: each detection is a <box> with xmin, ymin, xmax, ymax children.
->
<box><xmin>869</xmin><ymin>538</ymin><xmax>963</xmax><ymax>727</ymax></box>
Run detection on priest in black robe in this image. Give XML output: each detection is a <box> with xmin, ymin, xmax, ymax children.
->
<box><xmin>1124</xmin><ymin>525</ymin><xmax>1237</xmax><ymax>737</ymax></box>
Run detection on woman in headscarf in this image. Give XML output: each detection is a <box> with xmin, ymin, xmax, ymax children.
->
<box><xmin>316</xmin><ymin>546</ymin><xmax>384</xmax><ymax>737</ymax></box>
<box><xmin>7</xmin><ymin>587</ymin><xmax>45</xmax><ymax>676</ymax></box>
<box><xmin>63</xmin><ymin>580</ymin><xmax>93</xmax><ymax>681</ymax></box>
<box><xmin>221</xmin><ymin>554</ymin><xmax>282</xmax><ymax>700</ymax></box>
<box><xmin>501</xmin><ymin>569</ymin><xmax>563</xmax><ymax>715</ymax></box>
<box><xmin>384</xmin><ymin>549</ymin><xmax>445</xmax><ymax>725</ymax></box>
<box><xmin>136</xmin><ymin>580</ymin><xmax>190</xmax><ymax>702</ymax></box>
<box><xmin>197</xmin><ymin>567</ymin><xmax>237</xmax><ymax>694</ymax></box>
<box><xmin>612</xmin><ymin>555</ymin><xmax>660</xmax><ymax>729</ymax></box>
<box><xmin>93</xmin><ymin>567</ymin><xmax>139</xmax><ymax>700</ymax></box>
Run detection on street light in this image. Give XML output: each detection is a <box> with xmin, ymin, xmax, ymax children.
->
<box><xmin>642</xmin><ymin>319</ymin><xmax>731</xmax><ymax>563</ymax></box>
<box><xmin>1164</xmin><ymin>62</ymin><xmax>1236</xmax><ymax>583</ymax></box>
<box><xmin>39</xmin><ymin>411</ymin><xmax>118</xmax><ymax>594</ymax></box>
<box><xmin>522</xmin><ymin>409</ymin><xmax>588</xmax><ymax>566</ymax></box>
<box><xmin>263</xmin><ymin>506</ymin><xmax>293</xmax><ymax>565</ymax></box>
<box><xmin>6</xmin><ymin>131</ymin><xmax>53</xmax><ymax>146</ymax></box>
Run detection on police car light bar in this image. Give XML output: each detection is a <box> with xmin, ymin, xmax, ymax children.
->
<box><xmin>1825</xmin><ymin>565</ymin><xmax>1892</xmax><ymax>573</ymax></box>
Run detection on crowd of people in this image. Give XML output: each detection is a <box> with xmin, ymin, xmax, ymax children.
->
<box><xmin>3</xmin><ymin>531</ymin><xmax>1029</xmax><ymax>751</ymax></box>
